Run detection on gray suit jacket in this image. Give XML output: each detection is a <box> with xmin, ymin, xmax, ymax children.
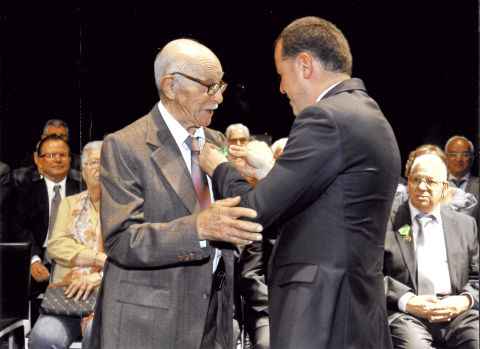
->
<box><xmin>466</xmin><ymin>174</ymin><xmax>479</xmax><ymax>221</ymax></box>
<box><xmin>90</xmin><ymin>104</ymin><xmax>233</xmax><ymax>349</ymax></box>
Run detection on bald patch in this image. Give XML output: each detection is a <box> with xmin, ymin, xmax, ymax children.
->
<box><xmin>164</xmin><ymin>39</ymin><xmax>223</xmax><ymax>77</ymax></box>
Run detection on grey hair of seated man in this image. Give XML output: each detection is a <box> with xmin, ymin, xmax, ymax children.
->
<box><xmin>43</xmin><ymin>119</ymin><xmax>69</xmax><ymax>139</ymax></box>
<box><xmin>225</xmin><ymin>123</ymin><xmax>250</xmax><ymax>140</ymax></box>
<box><xmin>81</xmin><ymin>141</ymin><xmax>103</xmax><ymax>169</ymax></box>
<box><xmin>409</xmin><ymin>154</ymin><xmax>448</xmax><ymax>182</ymax></box>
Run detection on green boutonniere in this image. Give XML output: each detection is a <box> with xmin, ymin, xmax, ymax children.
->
<box><xmin>219</xmin><ymin>147</ymin><xmax>228</xmax><ymax>157</ymax></box>
<box><xmin>398</xmin><ymin>224</ymin><xmax>412</xmax><ymax>243</ymax></box>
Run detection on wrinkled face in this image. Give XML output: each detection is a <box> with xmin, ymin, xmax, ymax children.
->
<box><xmin>408</xmin><ymin>162</ymin><xmax>447</xmax><ymax>214</ymax></box>
<box><xmin>446</xmin><ymin>138</ymin><xmax>472</xmax><ymax>178</ymax></box>
<box><xmin>228</xmin><ymin>128</ymin><xmax>249</xmax><ymax>146</ymax></box>
<box><xmin>42</xmin><ymin>126</ymin><xmax>68</xmax><ymax>141</ymax></box>
<box><xmin>274</xmin><ymin>41</ymin><xmax>307</xmax><ymax>116</ymax></box>
<box><xmin>37</xmin><ymin>140</ymin><xmax>71</xmax><ymax>183</ymax></box>
<box><xmin>174</xmin><ymin>57</ymin><xmax>224</xmax><ymax>133</ymax></box>
<box><xmin>82</xmin><ymin>148</ymin><xmax>101</xmax><ymax>191</ymax></box>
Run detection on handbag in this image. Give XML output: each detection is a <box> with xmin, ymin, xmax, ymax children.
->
<box><xmin>40</xmin><ymin>281</ymin><xmax>98</xmax><ymax>318</ymax></box>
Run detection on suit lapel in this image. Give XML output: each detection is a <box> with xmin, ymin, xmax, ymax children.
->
<box><xmin>392</xmin><ymin>202</ymin><xmax>417</xmax><ymax>291</ymax></box>
<box><xmin>34</xmin><ymin>179</ymin><xmax>49</xmax><ymax>235</ymax></box>
<box><xmin>440</xmin><ymin>208</ymin><xmax>460</xmax><ymax>293</ymax></box>
<box><xmin>146</xmin><ymin>105</ymin><xmax>200</xmax><ymax>215</ymax></box>
<box><xmin>65</xmin><ymin>177</ymin><xmax>79</xmax><ymax>196</ymax></box>
<box><xmin>466</xmin><ymin>176</ymin><xmax>479</xmax><ymax>197</ymax></box>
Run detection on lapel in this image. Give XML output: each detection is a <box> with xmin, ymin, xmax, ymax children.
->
<box><xmin>440</xmin><ymin>208</ymin><xmax>460</xmax><ymax>293</ymax></box>
<box><xmin>392</xmin><ymin>202</ymin><xmax>417</xmax><ymax>291</ymax></box>
<box><xmin>65</xmin><ymin>177</ymin><xmax>80</xmax><ymax>196</ymax></box>
<box><xmin>33</xmin><ymin>179</ymin><xmax>49</xmax><ymax>232</ymax></box>
<box><xmin>145</xmin><ymin>104</ymin><xmax>228</xmax><ymax>215</ymax></box>
<box><xmin>465</xmin><ymin>175</ymin><xmax>479</xmax><ymax>197</ymax></box>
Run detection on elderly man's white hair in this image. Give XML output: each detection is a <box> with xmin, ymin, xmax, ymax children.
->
<box><xmin>410</xmin><ymin>154</ymin><xmax>448</xmax><ymax>182</ymax></box>
<box><xmin>225</xmin><ymin>123</ymin><xmax>250</xmax><ymax>139</ymax></box>
<box><xmin>444</xmin><ymin>135</ymin><xmax>475</xmax><ymax>160</ymax></box>
<box><xmin>271</xmin><ymin>138</ymin><xmax>288</xmax><ymax>155</ymax></box>
<box><xmin>154</xmin><ymin>39</ymin><xmax>215</xmax><ymax>97</ymax></box>
<box><xmin>81</xmin><ymin>141</ymin><xmax>103</xmax><ymax>169</ymax></box>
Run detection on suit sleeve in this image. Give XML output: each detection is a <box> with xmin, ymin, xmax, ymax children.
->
<box><xmin>100</xmin><ymin>133</ymin><xmax>207</xmax><ymax>269</ymax></box>
<box><xmin>212</xmin><ymin>104</ymin><xmax>341</xmax><ymax>231</ymax></box>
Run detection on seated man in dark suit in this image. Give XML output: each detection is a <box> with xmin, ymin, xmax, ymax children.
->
<box><xmin>4</xmin><ymin>134</ymin><xmax>82</xmax><ymax>323</ymax></box>
<box><xmin>12</xmin><ymin>119</ymin><xmax>82</xmax><ymax>187</ymax></box>
<box><xmin>384</xmin><ymin>154</ymin><xmax>479</xmax><ymax>349</ymax></box>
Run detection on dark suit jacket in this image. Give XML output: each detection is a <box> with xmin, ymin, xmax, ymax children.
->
<box><xmin>212</xmin><ymin>78</ymin><xmax>400</xmax><ymax>349</ymax></box>
<box><xmin>383</xmin><ymin>202</ymin><xmax>479</xmax><ymax>320</ymax></box>
<box><xmin>90</xmin><ymin>104</ymin><xmax>233</xmax><ymax>349</ymax></box>
<box><xmin>4</xmin><ymin>177</ymin><xmax>81</xmax><ymax>295</ymax></box>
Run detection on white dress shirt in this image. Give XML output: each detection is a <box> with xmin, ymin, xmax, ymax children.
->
<box><xmin>315</xmin><ymin>81</ymin><xmax>343</xmax><ymax>102</ymax></box>
<box><xmin>158</xmin><ymin>102</ymin><xmax>221</xmax><ymax>272</ymax></box>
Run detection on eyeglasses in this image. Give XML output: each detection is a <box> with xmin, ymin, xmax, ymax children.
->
<box><xmin>84</xmin><ymin>159</ymin><xmax>100</xmax><ymax>169</ymax></box>
<box><xmin>172</xmin><ymin>72</ymin><xmax>227</xmax><ymax>96</ymax></box>
<box><xmin>447</xmin><ymin>152</ymin><xmax>471</xmax><ymax>159</ymax></box>
<box><xmin>410</xmin><ymin>177</ymin><xmax>446</xmax><ymax>189</ymax></box>
<box><xmin>38</xmin><ymin>153</ymin><xmax>69</xmax><ymax>160</ymax></box>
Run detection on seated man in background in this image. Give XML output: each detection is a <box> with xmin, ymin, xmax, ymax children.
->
<box><xmin>445</xmin><ymin>135</ymin><xmax>478</xmax><ymax>220</ymax></box>
<box><xmin>3</xmin><ymin>135</ymin><xmax>82</xmax><ymax>324</ymax></box>
<box><xmin>12</xmin><ymin>119</ymin><xmax>82</xmax><ymax>187</ymax></box>
<box><xmin>383</xmin><ymin>154</ymin><xmax>478</xmax><ymax>349</ymax></box>
<box><xmin>226</xmin><ymin>123</ymin><xmax>251</xmax><ymax>147</ymax></box>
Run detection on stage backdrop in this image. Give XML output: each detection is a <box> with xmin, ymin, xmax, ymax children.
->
<box><xmin>1</xmin><ymin>1</ymin><xmax>478</xmax><ymax>176</ymax></box>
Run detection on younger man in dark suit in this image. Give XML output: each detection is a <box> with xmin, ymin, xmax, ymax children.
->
<box><xmin>384</xmin><ymin>154</ymin><xmax>478</xmax><ymax>349</ymax></box>
<box><xmin>200</xmin><ymin>16</ymin><xmax>400</xmax><ymax>349</ymax></box>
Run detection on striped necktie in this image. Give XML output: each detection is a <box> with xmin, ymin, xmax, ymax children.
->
<box><xmin>184</xmin><ymin>136</ymin><xmax>211</xmax><ymax>211</ymax></box>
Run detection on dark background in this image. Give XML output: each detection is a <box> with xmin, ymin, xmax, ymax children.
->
<box><xmin>1</xmin><ymin>1</ymin><xmax>479</xmax><ymax>176</ymax></box>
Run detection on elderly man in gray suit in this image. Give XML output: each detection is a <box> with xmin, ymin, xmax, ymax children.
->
<box><xmin>89</xmin><ymin>39</ymin><xmax>263</xmax><ymax>349</ymax></box>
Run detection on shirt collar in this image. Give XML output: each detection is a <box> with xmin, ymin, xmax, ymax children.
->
<box><xmin>158</xmin><ymin>101</ymin><xmax>205</xmax><ymax>147</ymax></box>
<box><xmin>408</xmin><ymin>200</ymin><xmax>443</xmax><ymax>226</ymax></box>
<box><xmin>448</xmin><ymin>172</ymin><xmax>470</xmax><ymax>182</ymax></box>
<box><xmin>315</xmin><ymin>81</ymin><xmax>343</xmax><ymax>102</ymax></box>
<box><xmin>44</xmin><ymin>176</ymin><xmax>67</xmax><ymax>193</ymax></box>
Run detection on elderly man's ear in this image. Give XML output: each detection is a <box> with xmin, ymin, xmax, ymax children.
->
<box><xmin>161</xmin><ymin>76</ymin><xmax>176</xmax><ymax>100</ymax></box>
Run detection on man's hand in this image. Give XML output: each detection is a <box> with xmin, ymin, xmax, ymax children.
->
<box><xmin>65</xmin><ymin>272</ymin><xmax>102</xmax><ymax>301</ymax></box>
<box><xmin>228</xmin><ymin>145</ymin><xmax>273</xmax><ymax>180</ymax></box>
<box><xmin>405</xmin><ymin>295</ymin><xmax>451</xmax><ymax>322</ymax></box>
<box><xmin>429</xmin><ymin>295</ymin><xmax>471</xmax><ymax>322</ymax></box>
<box><xmin>197</xmin><ymin>196</ymin><xmax>263</xmax><ymax>245</ymax></box>
<box><xmin>198</xmin><ymin>143</ymin><xmax>229</xmax><ymax>177</ymax></box>
<box><xmin>31</xmin><ymin>261</ymin><xmax>50</xmax><ymax>282</ymax></box>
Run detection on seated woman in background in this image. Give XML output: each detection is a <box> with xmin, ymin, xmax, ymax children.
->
<box><xmin>29</xmin><ymin>141</ymin><xmax>106</xmax><ymax>349</ymax></box>
<box><xmin>395</xmin><ymin>144</ymin><xmax>477</xmax><ymax>216</ymax></box>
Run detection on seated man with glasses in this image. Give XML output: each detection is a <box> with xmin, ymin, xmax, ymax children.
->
<box><xmin>383</xmin><ymin>154</ymin><xmax>479</xmax><ymax>349</ymax></box>
<box><xmin>445</xmin><ymin>135</ymin><xmax>478</xmax><ymax>220</ymax></box>
<box><xmin>3</xmin><ymin>134</ymin><xmax>82</xmax><ymax>325</ymax></box>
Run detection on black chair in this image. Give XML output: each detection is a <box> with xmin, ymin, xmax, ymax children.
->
<box><xmin>0</xmin><ymin>242</ymin><xmax>32</xmax><ymax>349</ymax></box>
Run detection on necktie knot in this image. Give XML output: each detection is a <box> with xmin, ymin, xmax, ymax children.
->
<box><xmin>416</xmin><ymin>213</ymin><xmax>433</xmax><ymax>228</ymax></box>
<box><xmin>450</xmin><ymin>178</ymin><xmax>466</xmax><ymax>188</ymax></box>
<box><xmin>53</xmin><ymin>185</ymin><xmax>61</xmax><ymax>196</ymax></box>
<box><xmin>185</xmin><ymin>136</ymin><xmax>200</xmax><ymax>152</ymax></box>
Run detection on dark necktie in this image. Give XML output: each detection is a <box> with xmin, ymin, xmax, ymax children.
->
<box><xmin>184</xmin><ymin>136</ymin><xmax>212</xmax><ymax>211</ymax></box>
<box><xmin>45</xmin><ymin>185</ymin><xmax>61</xmax><ymax>264</ymax></box>
<box><xmin>450</xmin><ymin>178</ymin><xmax>466</xmax><ymax>188</ymax></box>
<box><xmin>415</xmin><ymin>214</ymin><xmax>436</xmax><ymax>295</ymax></box>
